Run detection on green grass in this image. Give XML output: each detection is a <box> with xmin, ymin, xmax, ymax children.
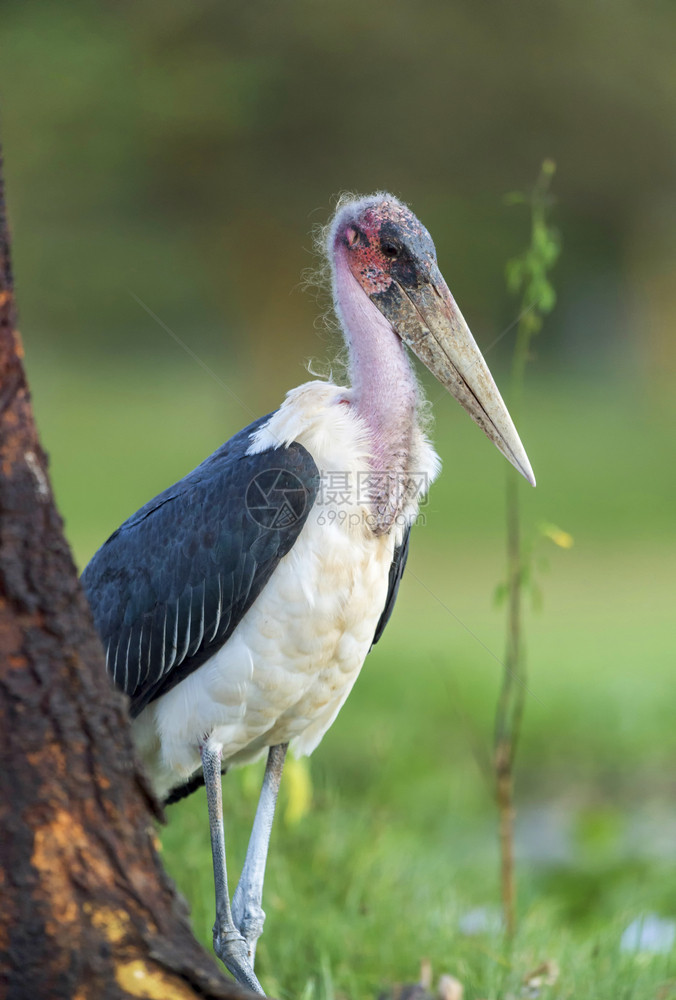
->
<box><xmin>28</xmin><ymin>353</ymin><xmax>676</xmax><ymax>998</ymax></box>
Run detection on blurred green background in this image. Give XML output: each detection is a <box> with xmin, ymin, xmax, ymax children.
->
<box><xmin>2</xmin><ymin>1</ymin><xmax>676</xmax><ymax>997</ymax></box>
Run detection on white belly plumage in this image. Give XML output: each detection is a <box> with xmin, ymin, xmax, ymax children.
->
<box><xmin>133</xmin><ymin>381</ymin><xmax>440</xmax><ymax>800</ymax></box>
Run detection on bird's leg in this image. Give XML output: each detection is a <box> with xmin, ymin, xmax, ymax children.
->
<box><xmin>232</xmin><ymin>743</ymin><xmax>288</xmax><ymax>965</ymax></box>
<box><xmin>201</xmin><ymin>743</ymin><xmax>265</xmax><ymax>995</ymax></box>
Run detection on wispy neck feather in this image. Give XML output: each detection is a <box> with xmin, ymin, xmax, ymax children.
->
<box><xmin>332</xmin><ymin>249</ymin><xmax>420</xmax><ymax>533</ymax></box>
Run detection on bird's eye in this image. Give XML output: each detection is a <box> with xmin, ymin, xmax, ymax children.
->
<box><xmin>346</xmin><ymin>226</ymin><xmax>360</xmax><ymax>248</ymax></box>
<box><xmin>381</xmin><ymin>241</ymin><xmax>399</xmax><ymax>258</ymax></box>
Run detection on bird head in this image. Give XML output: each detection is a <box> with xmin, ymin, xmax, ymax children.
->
<box><xmin>329</xmin><ymin>193</ymin><xmax>535</xmax><ymax>486</ymax></box>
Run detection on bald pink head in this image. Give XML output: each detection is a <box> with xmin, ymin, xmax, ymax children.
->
<box><xmin>329</xmin><ymin>193</ymin><xmax>437</xmax><ymax>298</ymax></box>
<box><xmin>326</xmin><ymin>192</ymin><xmax>536</xmax><ymax>489</ymax></box>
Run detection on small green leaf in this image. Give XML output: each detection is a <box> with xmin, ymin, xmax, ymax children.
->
<box><xmin>493</xmin><ymin>581</ymin><xmax>509</xmax><ymax>607</ymax></box>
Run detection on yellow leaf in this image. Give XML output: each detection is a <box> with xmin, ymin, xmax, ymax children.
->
<box><xmin>283</xmin><ymin>755</ymin><xmax>313</xmax><ymax>827</ymax></box>
<box><xmin>540</xmin><ymin>522</ymin><xmax>574</xmax><ymax>549</ymax></box>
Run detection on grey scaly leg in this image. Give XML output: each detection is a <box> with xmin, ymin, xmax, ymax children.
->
<box><xmin>202</xmin><ymin>743</ymin><xmax>265</xmax><ymax>995</ymax></box>
<box><xmin>232</xmin><ymin>743</ymin><xmax>288</xmax><ymax>966</ymax></box>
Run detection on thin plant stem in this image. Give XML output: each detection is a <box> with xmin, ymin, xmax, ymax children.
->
<box><xmin>493</xmin><ymin>160</ymin><xmax>559</xmax><ymax>944</ymax></box>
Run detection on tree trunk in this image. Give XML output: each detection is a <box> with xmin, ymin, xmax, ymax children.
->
<box><xmin>0</xmin><ymin>147</ymin><xmax>247</xmax><ymax>1000</ymax></box>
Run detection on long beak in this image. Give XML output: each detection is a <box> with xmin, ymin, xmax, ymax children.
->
<box><xmin>372</xmin><ymin>268</ymin><xmax>536</xmax><ymax>486</ymax></box>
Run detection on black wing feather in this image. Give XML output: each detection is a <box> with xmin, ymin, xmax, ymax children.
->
<box><xmin>371</xmin><ymin>524</ymin><xmax>411</xmax><ymax>647</ymax></box>
<box><xmin>82</xmin><ymin>414</ymin><xmax>319</xmax><ymax>717</ymax></box>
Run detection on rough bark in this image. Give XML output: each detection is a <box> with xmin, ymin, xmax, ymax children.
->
<box><xmin>0</xmin><ymin>148</ymin><xmax>247</xmax><ymax>1000</ymax></box>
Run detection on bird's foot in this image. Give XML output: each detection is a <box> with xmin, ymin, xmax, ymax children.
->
<box><xmin>213</xmin><ymin>922</ymin><xmax>265</xmax><ymax>995</ymax></box>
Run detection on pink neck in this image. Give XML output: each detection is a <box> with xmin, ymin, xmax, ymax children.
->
<box><xmin>333</xmin><ymin>249</ymin><xmax>419</xmax><ymax>529</ymax></box>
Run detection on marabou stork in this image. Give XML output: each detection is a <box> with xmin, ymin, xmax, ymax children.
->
<box><xmin>82</xmin><ymin>193</ymin><xmax>534</xmax><ymax>994</ymax></box>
